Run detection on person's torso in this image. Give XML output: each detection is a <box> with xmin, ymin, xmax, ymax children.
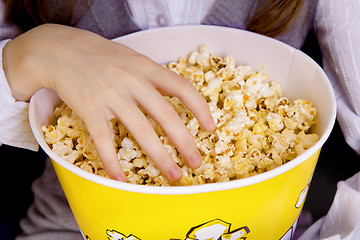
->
<box><xmin>74</xmin><ymin>0</ymin><xmax>317</xmax><ymax>49</ymax></box>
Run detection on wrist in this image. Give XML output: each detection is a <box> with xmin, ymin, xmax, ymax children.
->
<box><xmin>2</xmin><ymin>34</ymin><xmax>44</xmax><ymax>102</ymax></box>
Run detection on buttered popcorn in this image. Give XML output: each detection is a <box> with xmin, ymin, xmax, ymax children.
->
<box><xmin>42</xmin><ymin>46</ymin><xmax>319</xmax><ymax>186</ymax></box>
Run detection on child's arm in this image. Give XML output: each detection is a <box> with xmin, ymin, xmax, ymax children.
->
<box><xmin>3</xmin><ymin>23</ymin><xmax>215</xmax><ymax>181</ymax></box>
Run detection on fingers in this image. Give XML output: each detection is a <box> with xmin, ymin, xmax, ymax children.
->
<box><xmin>114</xmin><ymin>51</ymin><xmax>215</xmax><ymax>132</ymax></box>
<box><xmin>143</xmin><ymin>61</ymin><xmax>215</xmax><ymax>132</ymax></box>
<box><xmin>78</xmin><ymin>105</ymin><xmax>126</xmax><ymax>182</ymax></box>
<box><xmin>95</xmin><ymin>55</ymin><xmax>214</xmax><ymax>181</ymax></box>
<box><xmin>109</xmin><ymin>96</ymin><xmax>183</xmax><ymax>182</ymax></box>
<box><xmin>132</xmin><ymin>82</ymin><xmax>202</xmax><ymax>169</ymax></box>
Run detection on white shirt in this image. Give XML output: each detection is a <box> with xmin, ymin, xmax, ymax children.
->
<box><xmin>127</xmin><ymin>0</ymin><xmax>216</xmax><ymax>29</ymax></box>
<box><xmin>0</xmin><ymin>1</ymin><xmax>360</xmax><ymax>239</ymax></box>
<box><xmin>314</xmin><ymin>0</ymin><xmax>360</xmax><ymax>156</ymax></box>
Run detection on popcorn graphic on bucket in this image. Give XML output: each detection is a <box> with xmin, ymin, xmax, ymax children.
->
<box><xmin>185</xmin><ymin>219</ymin><xmax>250</xmax><ymax>240</ymax></box>
<box><xmin>85</xmin><ymin>219</ymin><xmax>250</xmax><ymax>240</ymax></box>
<box><xmin>84</xmin><ymin>217</ymin><xmax>303</xmax><ymax>240</ymax></box>
<box><xmin>106</xmin><ymin>230</ymin><xmax>141</xmax><ymax>240</ymax></box>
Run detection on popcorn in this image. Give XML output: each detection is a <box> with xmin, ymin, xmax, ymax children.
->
<box><xmin>42</xmin><ymin>46</ymin><xmax>319</xmax><ymax>186</ymax></box>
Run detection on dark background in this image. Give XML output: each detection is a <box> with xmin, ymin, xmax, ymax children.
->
<box><xmin>0</xmin><ymin>145</ymin><xmax>46</xmax><ymax>239</ymax></box>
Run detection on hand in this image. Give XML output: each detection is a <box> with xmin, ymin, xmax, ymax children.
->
<box><xmin>3</xmin><ymin>24</ymin><xmax>215</xmax><ymax>182</ymax></box>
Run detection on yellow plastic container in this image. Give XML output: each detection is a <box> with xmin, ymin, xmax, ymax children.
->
<box><xmin>29</xmin><ymin>26</ymin><xmax>336</xmax><ymax>240</ymax></box>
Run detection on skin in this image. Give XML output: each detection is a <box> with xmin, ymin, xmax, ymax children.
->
<box><xmin>3</xmin><ymin>23</ymin><xmax>215</xmax><ymax>182</ymax></box>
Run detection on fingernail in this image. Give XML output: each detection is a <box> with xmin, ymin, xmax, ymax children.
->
<box><xmin>191</xmin><ymin>152</ymin><xmax>202</xmax><ymax>168</ymax></box>
<box><xmin>169</xmin><ymin>166</ymin><xmax>182</xmax><ymax>181</ymax></box>
<box><xmin>113</xmin><ymin>173</ymin><xmax>126</xmax><ymax>182</ymax></box>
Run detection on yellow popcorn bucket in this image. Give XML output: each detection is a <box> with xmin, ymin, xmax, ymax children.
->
<box><xmin>29</xmin><ymin>26</ymin><xmax>336</xmax><ymax>240</ymax></box>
